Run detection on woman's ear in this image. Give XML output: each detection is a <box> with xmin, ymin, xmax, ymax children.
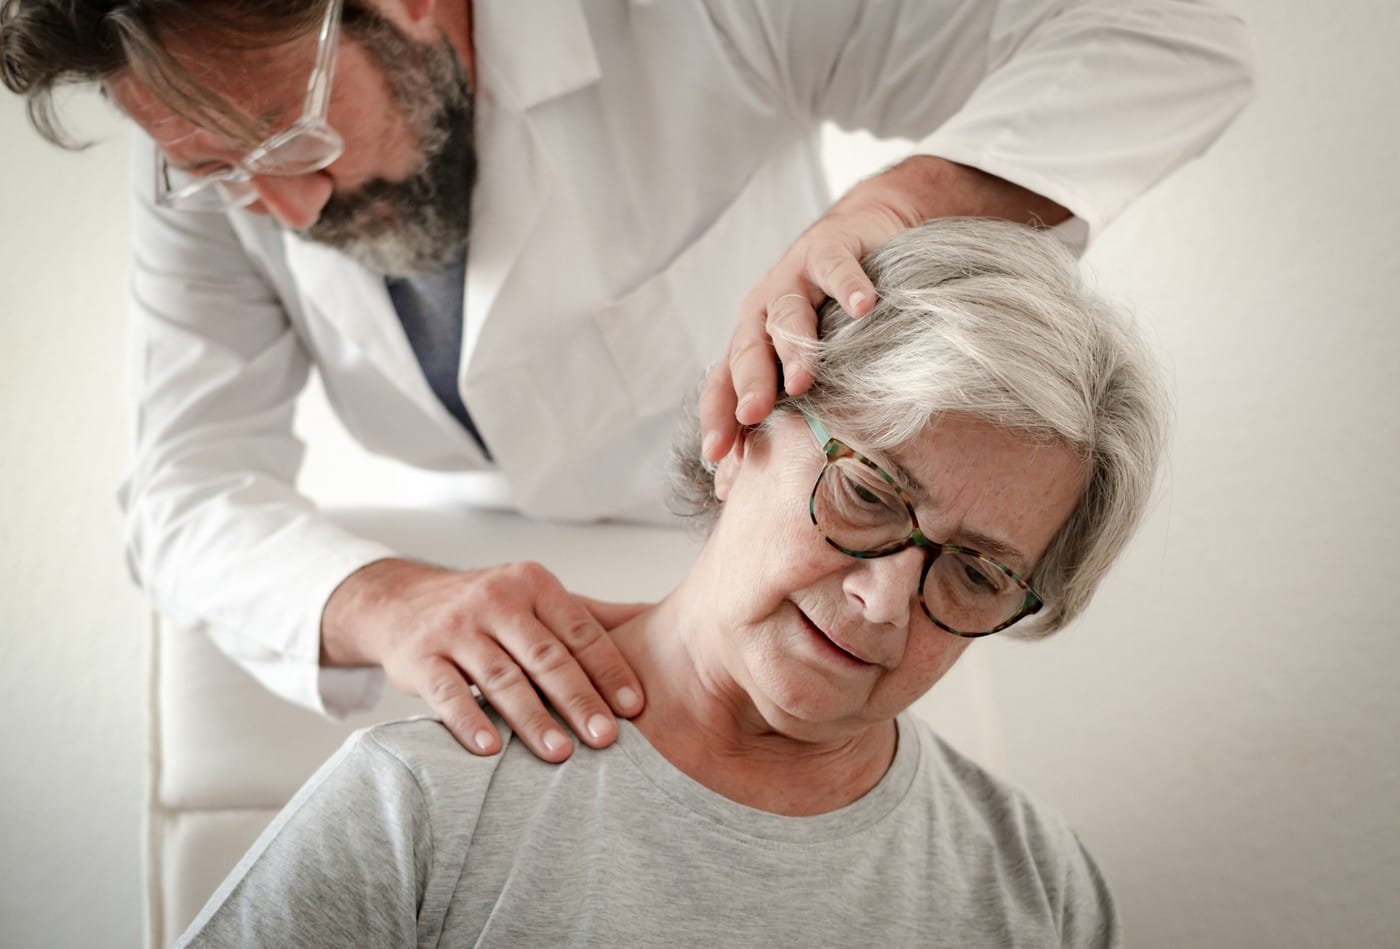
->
<box><xmin>712</xmin><ymin>430</ymin><xmax>750</xmax><ymax>502</ymax></box>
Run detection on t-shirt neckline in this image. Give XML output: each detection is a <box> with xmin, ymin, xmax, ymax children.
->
<box><xmin>611</xmin><ymin>713</ymin><xmax>922</xmax><ymax>844</ymax></box>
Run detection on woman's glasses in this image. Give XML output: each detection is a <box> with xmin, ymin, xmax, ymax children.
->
<box><xmin>802</xmin><ymin>410</ymin><xmax>1043</xmax><ymax>637</ymax></box>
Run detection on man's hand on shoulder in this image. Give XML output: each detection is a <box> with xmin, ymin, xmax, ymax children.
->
<box><xmin>321</xmin><ymin>558</ymin><xmax>647</xmax><ymax>761</ymax></box>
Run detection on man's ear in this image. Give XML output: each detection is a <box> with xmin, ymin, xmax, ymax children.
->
<box><xmin>371</xmin><ymin>0</ymin><xmax>435</xmax><ymax>29</ymax></box>
<box><xmin>401</xmin><ymin>0</ymin><xmax>434</xmax><ymax>24</ymax></box>
<box><xmin>712</xmin><ymin>430</ymin><xmax>751</xmax><ymax>502</ymax></box>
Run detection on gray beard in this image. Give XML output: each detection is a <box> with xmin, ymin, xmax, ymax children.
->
<box><xmin>298</xmin><ymin>16</ymin><xmax>476</xmax><ymax>278</ymax></box>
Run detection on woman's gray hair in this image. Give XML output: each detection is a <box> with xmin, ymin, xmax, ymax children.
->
<box><xmin>670</xmin><ymin>217</ymin><xmax>1169</xmax><ymax>636</ymax></box>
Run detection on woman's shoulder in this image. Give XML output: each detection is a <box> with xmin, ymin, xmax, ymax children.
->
<box><xmin>901</xmin><ymin>714</ymin><xmax>1112</xmax><ymax>877</ymax></box>
<box><xmin>899</xmin><ymin>714</ymin><xmax>1120</xmax><ymax>942</ymax></box>
<box><xmin>902</xmin><ymin>714</ymin><xmax>1058</xmax><ymax>823</ymax></box>
<box><xmin>348</xmin><ymin>713</ymin><xmax>518</xmax><ymax>810</ymax></box>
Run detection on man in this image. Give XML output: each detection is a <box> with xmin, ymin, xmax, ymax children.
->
<box><xmin>0</xmin><ymin>0</ymin><xmax>1255</xmax><ymax>760</ymax></box>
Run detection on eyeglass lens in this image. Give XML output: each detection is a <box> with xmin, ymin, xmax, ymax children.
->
<box><xmin>812</xmin><ymin>458</ymin><xmax>1029</xmax><ymax>633</ymax></box>
<box><xmin>156</xmin><ymin>0</ymin><xmax>344</xmax><ymax>211</ymax></box>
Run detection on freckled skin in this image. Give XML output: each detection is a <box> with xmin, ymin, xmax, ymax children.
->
<box><xmin>698</xmin><ymin>412</ymin><xmax>1086</xmax><ymax>743</ymax></box>
<box><xmin>609</xmin><ymin>411</ymin><xmax>1087</xmax><ymax>813</ymax></box>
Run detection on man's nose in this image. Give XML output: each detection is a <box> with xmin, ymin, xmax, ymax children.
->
<box><xmin>248</xmin><ymin>174</ymin><xmax>334</xmax><ymax>230</ymax></box>
<box><xmin>843</xmin><ymin>546</ymin><xmax>924</xmax><ymax>629</ymax></box>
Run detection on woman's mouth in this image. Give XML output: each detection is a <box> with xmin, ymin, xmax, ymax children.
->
<box><xmin>797</xmin><ymin>609</ymin><xmax>874</xmax><ymax>668</ymax></box>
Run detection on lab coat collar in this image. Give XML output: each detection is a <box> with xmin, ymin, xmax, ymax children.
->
<box><xmin>458</xmin><ymin>0</ymin><xmax>601</xmax><ymax>373</ymax></box>
<box><xmin>281</xmin><ymin>231</ymin><xmax>416</xmax><ymax>379</ymax></box>
<box><xmin>472</xmin><ymin>0</ymin><xmax>601</xmax><ymax>110</ymax></box>
<box><xmin>269</xmin><ymin>2</ymin><xmax>605</xmax><ymax>427</ymax></box>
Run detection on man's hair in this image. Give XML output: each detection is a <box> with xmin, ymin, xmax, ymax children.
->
<box><xmin>670</xmin><ymin>217</ymin><xmax>1170</xmax><ymax>636</ymax></box>
<box><xmin>0</xmin><ymin>0</ymin><xmax>326</xmax><ymax>147</ymax></box>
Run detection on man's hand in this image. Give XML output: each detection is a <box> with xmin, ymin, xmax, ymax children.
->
<box><xmin>321</xmin><ymin>558</ymin><xmax>648</xmax><ymax>761</ymax></box>
<box><xmin>699</xmin><ymin>156</ymin><xmax>1071</xmax><ymax>463</ymax></box>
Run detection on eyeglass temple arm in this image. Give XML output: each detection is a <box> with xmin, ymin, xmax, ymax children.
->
<box><xmin>801</xmin><ymin>410</ymin><xmax>838</xmax><ymax>456</ymax></box>
<box><xmin>302</xmin><ymin>0</ymin><xmax>343</xmax><ymax>117</ymax></box>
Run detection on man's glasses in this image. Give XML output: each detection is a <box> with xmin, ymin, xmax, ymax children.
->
<box><xmin>154</xmin><ymin>0</ymin><xmax>345</xmax><ymax>212</ymax></box>
<box><xmin>802</xmin><ymin>410</ymin><xmax>1043</xmax><ymax>637</ymax></box>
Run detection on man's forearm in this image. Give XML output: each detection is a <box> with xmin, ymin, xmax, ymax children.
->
<box><xmin>850</xmin><ymin>155</ymin><xmax>1072</xmax><ymax>231</ymax></box>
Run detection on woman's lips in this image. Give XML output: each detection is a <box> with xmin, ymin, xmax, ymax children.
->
<box><xmin>798</xmin><ymin>609</ymin><xmax>875</xmax><ymax>667</ymax></box>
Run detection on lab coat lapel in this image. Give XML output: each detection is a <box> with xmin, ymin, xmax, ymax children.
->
<box><xmin>462</xmin><ymin>0</ymin><xmax>601</xmax><ymax>362</ymax></box>
<box><xmin>276</xmin><ymin>3</ymin><xmax>605</xmax><ymax>465</ymax></box>
<box><xmin>282</xmin><ymin>233</ymin><xmax>428</xmax><ymax>404</ymax></box>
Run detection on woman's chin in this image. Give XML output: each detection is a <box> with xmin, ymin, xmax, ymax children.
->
<box><xmin>746</xmin><ymin>664</ymin><xmax>872</xmax><ymax>742</ymax></box>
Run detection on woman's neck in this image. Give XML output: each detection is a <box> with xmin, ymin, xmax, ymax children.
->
<box><xmin>610</xmin><ymin>591</ymin><xmax>898</xmax><ymax>817</ymax></box>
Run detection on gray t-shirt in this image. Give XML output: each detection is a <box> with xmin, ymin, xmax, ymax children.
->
<box><xmin>177</xmin><ymin>714</ymin><xmax>1119</xmax><ymax>947</ymax></box>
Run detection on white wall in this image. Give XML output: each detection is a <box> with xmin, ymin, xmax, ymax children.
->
<box><xmin>2</xmin><ymin>1</ymin><xmax>1397</xmax><ymax>945</ymax></box>
<box><xmin>0</xmin><ymin>92</ymin><xmax>145</xmax><ymax>946</ymax></box>
<box><xmin>978</xmin><ymin>3</ymin><xmax>1400</xmax><ymax>943</ymax></box>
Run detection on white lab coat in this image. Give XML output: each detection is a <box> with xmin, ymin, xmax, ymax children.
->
<box><xmin>119</xmin><ymin>0</ymin><xmax>1256</xmax><ymax>715</ymax></box>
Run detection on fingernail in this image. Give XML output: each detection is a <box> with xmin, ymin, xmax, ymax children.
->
<box><xmin>849</xmin><ymin>290</ymin><xmax>869</xmax><ymax>312</ymax></box>
<box><xmin>701</xmin><ymin>432</ymin><xmax>718</xmax><ymax>460</ymax></box>
<box><xmin>542</xmin><ymin>729</ymin><xmax>568</xmax><ymax>753</ymax></box>
<box><xmin>616</xmin><ymin>686</ymin><xmax>640</xmax><ymax>710</ymax></box>
<box><xmin>736</xmin><ymin>392</ymin><xmax>755</xmax><ymax>415</ymax></box>
<box><xmin>473</xmin><ymin>730</ymin><xmax>496</xmax><ymax>753</ymax></box>
<box><xmin>586</xmin><ymin>714</ymin><xmax>612</xmax><ymax>741</ymax></box>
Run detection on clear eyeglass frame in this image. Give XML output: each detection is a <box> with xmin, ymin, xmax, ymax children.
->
<box><xmin>154</xmin><ymin>0</ymin><xmax>346</xmax><ymax>212</ymax></box>
<box><xmin>801</xmin><ymin>410</ymin><xmax>1044</xmax><ymax>638</ymax></box>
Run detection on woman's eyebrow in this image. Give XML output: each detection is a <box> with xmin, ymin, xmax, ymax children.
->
<box><xmin>885</xmin><ymin>456</ymin><xmax>929</xmax><ymax>505</ymax></box>
<box><xmin>957</xmin><ymin>528</ymin><xmax>1029</xmax><ymax>573</ymax></box>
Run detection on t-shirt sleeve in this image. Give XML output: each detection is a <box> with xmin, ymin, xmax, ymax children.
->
<box><xmin>174</xmin><ymin>719</ymin><xmax>497</xmax><ymax>948</ymax></box>
<box><xmin>1055</xmin><ymin>829</ymin><xmax>1123</xmax><ymax>948</ymax></box>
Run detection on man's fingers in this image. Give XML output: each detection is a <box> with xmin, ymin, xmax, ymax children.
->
<box><xmin>763</xmin><ymin>291</ymin><xmax>820</xmax><ymax>396</ymax></box>
<box><xmin>415</xmin><ymin>655</ymin><xmax>502</xmax><ymax>756</ymax></box>
<box><xmin>457</xmin><ymin>629</ymin><xmax>578</xmax><ymax>761</ymax></box>
<box><xmin>486</xmin><ymin>608</ymin><xmax>622</xmax><ymax>752</ymax></box>
<box><xmin>530</xmin><ymin>587</ymin><xmax>645</xmax><ymax>730</ymax></box>
<box><xmin>578</xmin><ymin>595</ymin><xmax>651</xmax><ymax>632</ymax></box>
<box><xmin>698</xmin><ymin>360</ymin><xmax>740</xmax><ymax>463</ymax></box>
<box><xmin>567</xmin><ymin>595</ymin><xmax>650</xmax><ymax>717</ymax></box>
<box><xmin>810</xmin><ymin>245</ymin><xmax>878</xmax><ymax>319</ymax></box>
<box><xmin>707</xmin><ymin>202</ymin><xmax>891</xmax><ymax>468</ymax></box>
<box><xmin>379</xmin><ymin>563</ymin><xmax>646</xmax><ymax>761</ymax></box>
<box><xmin>725</xmin><ymin>310</ymin><xmax>779</xmax><ymax>427</ymax></box>
<box><xmin>464</xmin><ymin>566</ymin><xmax>632</xmax><ymax>751</ymax></box>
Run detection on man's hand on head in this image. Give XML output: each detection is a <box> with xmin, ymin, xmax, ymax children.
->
<box><xmin>699</xmin><ymin>156</ymin><xmax>1071</xmax><ymax>463</ymax></box>
<box><xmin>320</xmin><ymin>558</ymin><xmax>648</xmax><ymax>761</ymax></box>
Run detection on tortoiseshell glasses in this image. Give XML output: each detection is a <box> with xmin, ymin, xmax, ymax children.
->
<box><xmin>803</xmin><ymin>410</ymin><xmax>1043</xmax><ymax>637</ymax></box>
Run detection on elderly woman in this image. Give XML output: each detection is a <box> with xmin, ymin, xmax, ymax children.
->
<box><xmin>177</xmin><ymin>218</ymin><xmax>1165</xmax><ymax>948</ymax></box>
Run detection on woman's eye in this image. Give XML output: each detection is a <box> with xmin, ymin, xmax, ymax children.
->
<box><xmin>852</xmin><ymin>483</ymin><xmax>885</xmax><ymax>506</ymax></box>
<box><xmin>962</xmin><ymin>562</ymin><xmax>1005</xmax><ymax>595</ymax></box>
<box><xmin>838</xmin><ymin>473</ymin><xmax>897</xmax><ymax>512</ymax></box>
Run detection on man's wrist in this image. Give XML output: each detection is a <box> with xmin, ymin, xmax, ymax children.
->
<box><xmin>855</xmin><ymin>155</ymin><xmax>1072</xmax><ymax>230</ymax></box>
<box><xmin>320</xmin><ymin>556</ymin><xmax>412</xmax><ymax>667</ymax></box>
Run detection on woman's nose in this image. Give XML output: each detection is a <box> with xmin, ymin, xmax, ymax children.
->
<box><xmin>843</xmin><ymin>547</ymin><xmax>924</xmax><ymax>629</ymax></box>
<box><xmin>248</xmin><ymin>173</ymin><xmax>334</xmax><ymax>230</ymax></box>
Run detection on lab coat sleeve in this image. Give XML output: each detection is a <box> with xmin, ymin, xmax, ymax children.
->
<box><xmin>119</xmin><ymin>137</ymin><xmax>395</xmax><ymax>717</ymax></box>
<box><xmin>709</xmin><ymin>0</ymin><xmax>1258</xmax><ymax>246</ymax></box>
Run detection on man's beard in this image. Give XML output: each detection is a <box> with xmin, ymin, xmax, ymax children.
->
<box><xmin>299</xmin><ymin>12</ymin><xmax>476</xmax><ymax>277</ymax></box>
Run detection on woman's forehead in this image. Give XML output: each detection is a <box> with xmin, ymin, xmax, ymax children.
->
<box><xmin>820</xmin><ymin>412</ymin><xmax>1087</xmax><ymax>568</ymax></box>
